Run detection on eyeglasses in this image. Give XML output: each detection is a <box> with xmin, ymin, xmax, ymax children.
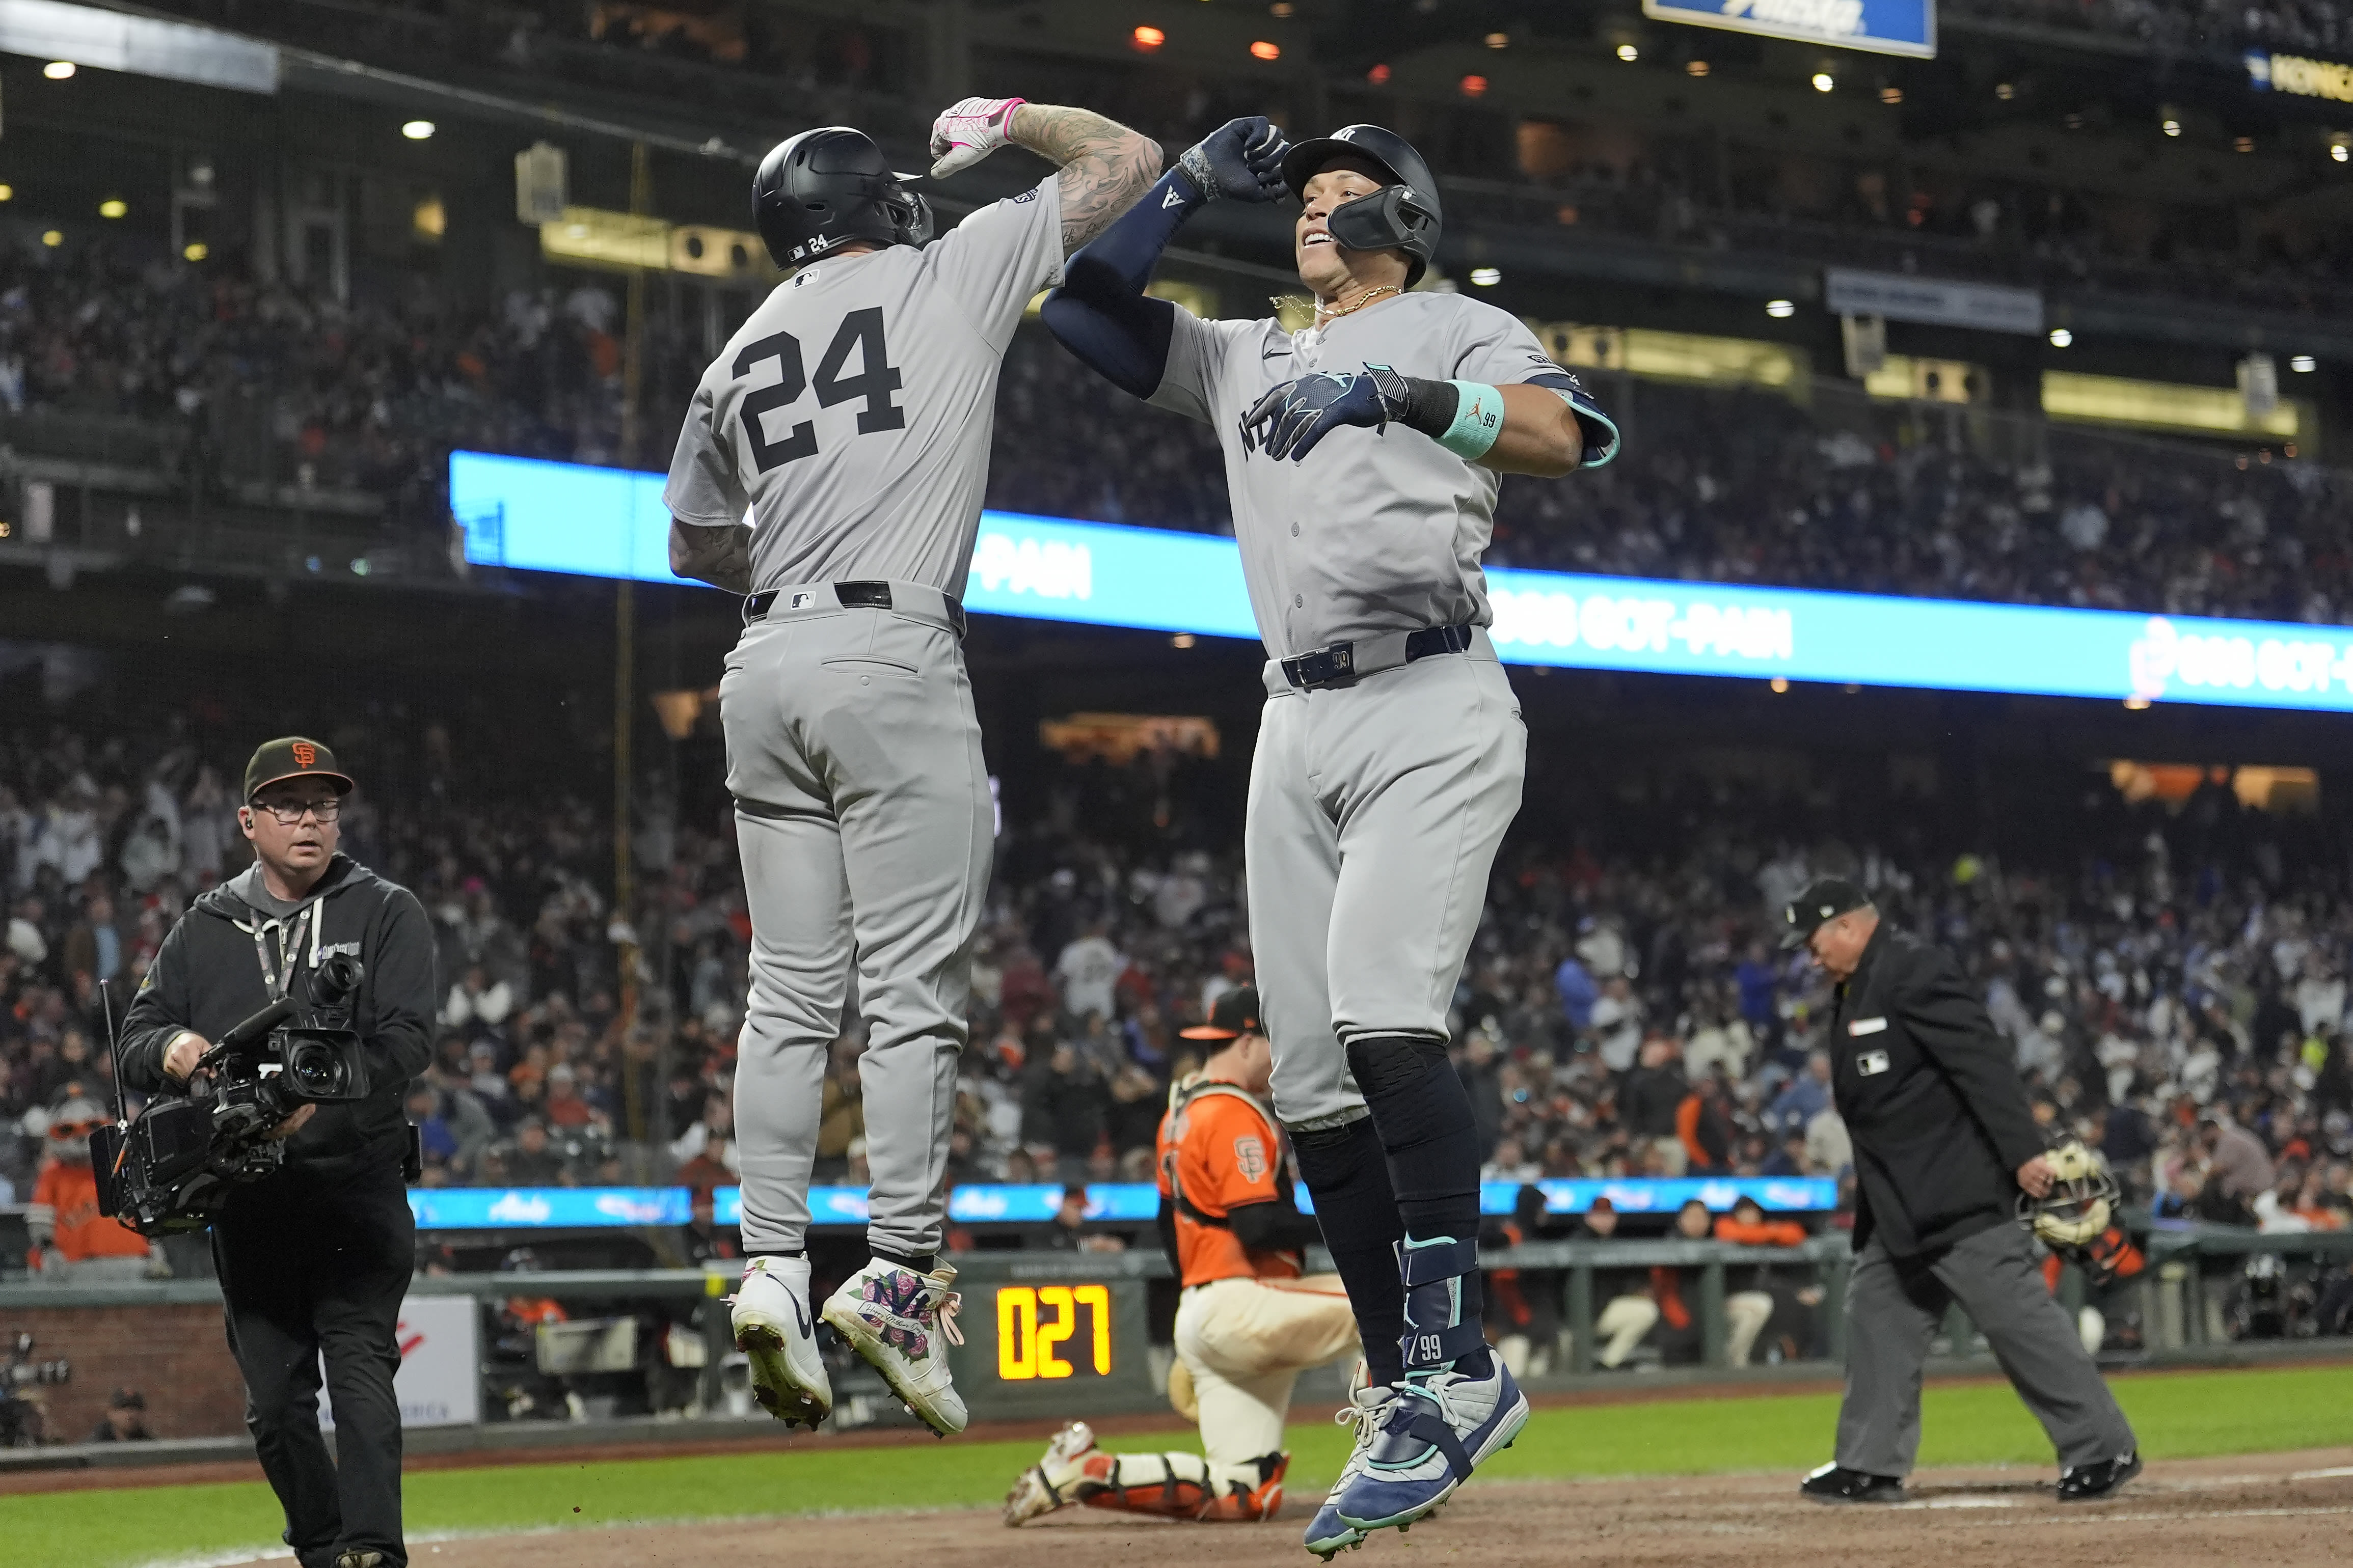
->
<box><xmin>47</xmin><ymin>1120</ymin><xmax>103</xmax><ymax>1139</ymax></box>
<box><xmin>253</xmin><ymin>799</ymin><xmax>342</xmax><ymax>826</ymax></box>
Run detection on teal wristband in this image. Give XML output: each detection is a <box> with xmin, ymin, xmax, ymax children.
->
<box><xmin>1437</xmin><ymin>381</ymin><xmax>1504</xmax><ymax>460</ymax></box>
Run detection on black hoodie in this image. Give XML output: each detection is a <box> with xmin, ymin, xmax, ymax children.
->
<box><xmin>119</xmin><ymin>854</ymin><xmax>437</xmax><ymax>1181</ymax></box>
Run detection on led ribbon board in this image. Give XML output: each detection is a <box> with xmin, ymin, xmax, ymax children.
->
<box><xmin>404</xmin><ymin>1178</ymin><xmax>1837</xmax><ymax>1229</ymax></box>
<box><xmin>1641</xmin><ymin>0</ymin><xmax>1935</xmax><ymax>58</ymax></box>
<box><xmin>451</xmin><ymin>449</ymin><xmax>2347</xmax><ymax>711</ymax></box>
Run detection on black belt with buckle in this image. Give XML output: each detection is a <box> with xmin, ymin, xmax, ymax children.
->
<box><xmin>1280</xmin><ymin>623</ymin><xmax>1475</xmax><ymax>690</ymax></box>
<box><xmin>744</xmin><ymin>581</ymin><xmax>966</xmax><ymax>638</ymax></box>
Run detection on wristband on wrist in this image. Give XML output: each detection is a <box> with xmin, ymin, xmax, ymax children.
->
<box><xmin>1436</xmin><ymin>380</ymin><xmax>1504</xmax><ymax>459</ymax></box>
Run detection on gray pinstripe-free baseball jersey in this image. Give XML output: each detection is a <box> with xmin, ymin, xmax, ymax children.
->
<box><xmin>663</xmin><ymin>176</ymin><xmax>1064</xmax><ymax>1257</ymax></box>
<box><xmin>1147</xmin><ymin>292</ymin><xmax>1614</xmax><ymax>1127</ymax></box>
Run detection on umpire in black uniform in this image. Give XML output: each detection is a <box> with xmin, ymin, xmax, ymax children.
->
<box><xmin>121</xmin><ymin>738</ymin><xmax>436</xmax><ymax>1568</ymax></box>
<box><xmin>1783</xmin><ymin>878</ymin><xmax>2140</xmax><ymax>1505</ymax></box>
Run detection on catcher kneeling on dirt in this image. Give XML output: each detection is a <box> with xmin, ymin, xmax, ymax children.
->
<box><xmin>1782</xmin><ymin>878</ymin><xmax>2142</xmax><ymax>1506</ymax></box>
<box><xmin>1006</xmin><ymin>988</ymin><xmax>1360</xmax><ymax>1525</ymax></box>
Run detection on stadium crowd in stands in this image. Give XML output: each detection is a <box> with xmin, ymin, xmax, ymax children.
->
<box><xmin>6</xmin><ymin>238</ymin><xmax>2347</xmax><ymax>626</ymax></box>
<box><xmin>4</xmin><ymin>705</ymin><xmax>2349</xmax><ymax>1267</ymax></box>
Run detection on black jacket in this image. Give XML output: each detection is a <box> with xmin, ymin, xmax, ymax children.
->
<box><xmin>1829</xmin><ymin>923</ymin><xmax>2045</xmax><ymax>1259</ymax></box>
<box><xmin>120</xmin><ymin>856</ymin><xmax>437</xmax><ymax>1181</ymax></box>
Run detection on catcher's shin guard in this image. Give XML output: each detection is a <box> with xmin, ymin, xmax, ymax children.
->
<box><xmin>1079</xmin><ymin>1451</ymin><xmax>1289</xmax><ymax>1522</ymax></box>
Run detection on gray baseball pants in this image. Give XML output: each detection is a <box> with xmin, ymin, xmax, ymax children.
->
<box><xmin>719</xmin><ymin>581</ymin><xmax>990</xmax><ymax>1259</ymax></box>
<box><xmin>1245</xmin><ymin>633</ymin><xmax>1526</xmax><ymax>1128</ymax></box>
<box><xmin>1835</xmin><ymin>1223</ymin><xmax>2136</xmax><ymax>1476</ymax></box>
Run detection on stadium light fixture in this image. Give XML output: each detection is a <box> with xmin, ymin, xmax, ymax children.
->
<box><xmin>1616</xmin><ymin>43</ymin><xmax>1639</xmax><ymax>61</ymax></box>
<box><xmin>2333</xmin><ymin>141</ymin><xmax>2350</xmax><ymax>163</ymax></box>
<box><xmin>2123</xmin><ymin>696</ymin><xmax>2151</xmax><ymax>710</ymax></box>
<box><xmin>1486</xmin><ymin>32</ymin><xmax>1509</xmax><ymax>48</ymax></box>
<box><xmin>1687</xmin><ymin>59</ymin><xmax>1709</xmax><ymax>76</ymax></box>
<box><xmin>1172</xmin><ymin>634</ymin><xmax>1196</xmax><ymax>649</ymax></box>
<box><xmin>1880</xmin><ymin>86</ymin><xmax>1903</xmax><ymax>104</ymax></box>
<box><xmin>402</xmin><ymin>119</ymin><xmax>436</xmax><ymax>140</ymax></box>
<box><xmin>1812</xmin><ymin>72</ymin><xmax>1834</xmax><ymax>92</ymax></box>
<box><xmin>1770</xmin><ymin>678</ymin><xmax>1791</xmax><ymax>693</ymax></box>
<box><xmin>0</xmin><ymin>185</ymin><xmax>11</xmax><ymax>202</ymax></box>
<box><xmin>1460</xmin><ymin>74</ymin><xmax>1488</xmax><ymax>96</ymax></box>
<box><xmin>2234</xmin><ymin>135</ymin><xmax>2255</xmax><ymax>152</ymax></box>
<box><xmin>1249</xmin><ymin>39</ymin><xmax>1279</xmax><ymax>59</ymax></box>
<box><xmin>2291</xmin><ymin>355</ymin><xmax>2317</xmax><ymax>372</ymax></box>
<box><xmin>1995</xmin><ymin>81</ymin><xmax>2015</xmax><ymax>100</ymax></box>
<box><xmin>1366</xmin><ymin>63</ymin><xmax>1391</xmax><ymax>84</ymax></box>
<box><xmin>43</xmin><ymin>60</ymin><xmax>75</xmax><ymax>79</ymax></box>
<box><xmin>1470</xmin><ymin>266</ymin><xmax>1502</xmax><ymax>286</ymax></box>
<box><xmin>183</xmin><ymin>241</ymin><xmax>208</xmax><ymax>261</ymax></box>
<box><xmin>2161</xmin><ymin>118</ymin><xmax>2181</xmax><ymax>136</ymax></box>
<box><xmin>40</xmin><ymin>230</ymin><xmax>62</xmax><ymax>247</ymax></box>
<box><xmin>1131</xmin><ymin>24</ymin><xmax>1164</xmax><ymax>49</ymax></box>
<box><xmin>98</xmin><ymin>199</ymin><xmax>126</xmax><ymax>218</ymax></box>
<box><xmin>1270</xmin><ymin>1</ymin><xmax>1293</xmax><ymax>13</ymax></box>
<box><xmin>1765</xmin><ymin>298</ymin><xmax>1795</xmax><ymax>318</ymax></box>
<box><xmin>2049</xmin><ymin>327</ymin><xmax>2074</xmax><ymax>347</ymax></box>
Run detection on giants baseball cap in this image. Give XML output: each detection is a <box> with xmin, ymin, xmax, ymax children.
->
<box><xmin>1181</xmin><ymin>986</ymin><xmax>1263</xmax><ymax>1041</ymax></box>
<box><xmin>244</xmin><ymin>737</ymin><xmax>355</xmax><ymax>802</ymax></box>
<box><xmin>1781</xmin><ymin>876</ymin><xmax>1871</xmax><ymax>950</ymax></box>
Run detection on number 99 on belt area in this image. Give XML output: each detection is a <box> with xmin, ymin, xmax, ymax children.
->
<box><xmin>995</xmin><ymin>1284</ymin><xmax>1113</xmax><ymax>1380</ymax></box>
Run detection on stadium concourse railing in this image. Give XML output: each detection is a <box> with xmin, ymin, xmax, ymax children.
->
<box><xmin>5</xmin><ymin>1228</ymin><xmax>2345</xmax><ymax>1442</ymax></box>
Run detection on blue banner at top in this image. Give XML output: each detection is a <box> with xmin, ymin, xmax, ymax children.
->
<box><xmin>1643</xmin><ymin>0</ymin><xmax>1935</xmax><ymax>57</ymax></box>
<box><xmin>451</xmin><ymin>449</ymin><xmax>2353</xmax><ymax>714</ymax></box>
<box><xmin>407</xmin><ymin>1178</ymin><xmax>1837</xmax><ymax>1230</ymax></box>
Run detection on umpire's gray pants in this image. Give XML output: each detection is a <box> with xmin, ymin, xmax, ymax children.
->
<box><xmin>1836</xmin><ymin>1224</ymin><xmax>2136</xmax><ymax>1476</ymax></box>
<box><xmin>1245</xmin><ymin>635</ymin><xmax>1525</xmax><ymax>1129</ymax></box>
<box><xmin>719</xmin><ymin>582</ymin><xmax>990</xmax><ymax>1258</ymax></box>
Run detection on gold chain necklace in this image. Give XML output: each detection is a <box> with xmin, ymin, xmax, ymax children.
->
<box><xmin>1316</xmin><ymin>284</ymin><xmax>1402</xmax><ymax>324</ymax></box>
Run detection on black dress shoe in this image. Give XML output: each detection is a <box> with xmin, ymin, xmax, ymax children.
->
<box><xmin>2057</xmin><ymin>1450</ymin><xmax>2143</xmax><ymax>1501</ymax></box>
<box><xmin>1800</xmin><ymin>1463</ymin><xmax>1908</xmax><ymax>1504</ymax></box>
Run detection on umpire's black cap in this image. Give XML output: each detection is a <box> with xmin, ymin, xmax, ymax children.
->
<box><xmin>1780</xmin><ymin>877</ymin><xmax>1872</xmax><ymax>950</ymax></box>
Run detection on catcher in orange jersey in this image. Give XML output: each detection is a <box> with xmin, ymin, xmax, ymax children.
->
<box><xmin>1004</xmin><ymin>987</ymin><xmax>1360</xmax><ymax>1526</ymax></box>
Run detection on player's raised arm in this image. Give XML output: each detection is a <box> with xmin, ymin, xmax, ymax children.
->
<box><xmin>927</xmin><ymin>98</ymin><xmax>1162</xmax><ymax>254</ymax></box>
<box><xmin>1037</xmin><ymin>118</ymin><xmax>1291</xmax><ymax>398</ymax></box>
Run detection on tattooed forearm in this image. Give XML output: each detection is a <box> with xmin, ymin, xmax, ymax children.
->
<box><xmin>668</xmin><ymin>518</ymin><xmax>754</xmax><ymax>594</ymax></box>
<box><xmin>1008</xmin><ymin>103</ymin><xmax>1164</xmax><ymax>254</ymax></box>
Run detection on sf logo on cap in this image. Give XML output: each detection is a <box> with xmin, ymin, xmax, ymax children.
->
<box><xmin>292</xmin><ymin>742</ymin><xmax>317</xmax><ymax>768</ymax></box>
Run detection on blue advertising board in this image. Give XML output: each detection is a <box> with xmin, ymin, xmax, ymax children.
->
<box><xmin>1642</xmin><ymin>0</ymin><xmax>1936</xmax><ymax>57</ymax></box>
<box><xmin>408</xmin><ymin>1178</ymin><xmax>1836</xmax><ymax>1230</ymax></box>
<box><xmin>452</xmin><ymin>450</ymin><xmax>2351</xmax><ymax>712</ymax></box>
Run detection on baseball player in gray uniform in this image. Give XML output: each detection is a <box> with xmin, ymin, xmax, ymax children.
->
<box><xmin>661</xmin><ymin>98</ymin><xmax>1159</xmax><ymax>1437</ymax></box>
<box><xmin>1042</xmin><ymin>123</ymin><xmax>1617</xmax><ymax>1554</ymax></box>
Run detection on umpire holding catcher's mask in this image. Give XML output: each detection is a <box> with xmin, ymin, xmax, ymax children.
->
<box><xmin>120</xmin><ymin>738</ymin><xmax>437</xmax><ymax>1568</ymax></box>
<box><xmin>1784</xmin><ymin>877</ymin><xmax>2141</xmax><ymax>1505</ymax></box>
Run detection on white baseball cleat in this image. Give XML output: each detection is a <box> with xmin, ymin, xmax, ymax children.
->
<box><xmin>731</xmin><ymin>1255</ymin><xmax>832</xmax><ymax>1429</ymax></box>
<box><xmin>1004</xmin><ymin>1421</ymin><xmax>1102</xmax><ymax>1525</ymax></box>
<box><xmin>821</xmin><ymin>1258</ymin><xmax>969</xmax><ymax>1436</ymax></box>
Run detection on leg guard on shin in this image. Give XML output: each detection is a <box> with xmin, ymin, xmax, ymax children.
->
<box><xmin>1291</xmin><ymin>1115</ymin><xmax>1407</xmax><ymax>1388</ymax></box>
<box><xmin>1347</xmin><ymin>1034</ymin><xmax>1489</xmax><ymax>1376</ymax></box>
<box><xmin>1077</xmin><ymin>1451</ymin><xmax>1287</xmax><ymax>1521</ymax></box>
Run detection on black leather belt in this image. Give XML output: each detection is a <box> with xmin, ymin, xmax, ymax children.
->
<box><xmin>743</xmin><ymin>581</ymin><xmax>966</xmax><ymax>638</ymax></box>
<box><xmin>1280</xmin><ymin>623</ymin><xmax>1475</xmax><ymax>690</ymax></box>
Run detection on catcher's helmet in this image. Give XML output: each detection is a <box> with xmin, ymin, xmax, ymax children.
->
<box><xmin>1280</xmin><ymin>124</ymin><xmax>1442</xmax><ymax>287</ymax></box>
<box><xmin>753</xmin><ymin>127</ymin><xmax>932</xmax><ymax>269</ymax></box>
<box><xmin>2019</xmin><ymin>1138</ymin><xmax>2121</xmax><ymax>1248</ymax></box>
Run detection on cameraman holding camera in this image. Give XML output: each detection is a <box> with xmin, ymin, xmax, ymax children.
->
<box><xmin>120</xmin><ymin>738</ymin><xmax>436</xmax><ymax>1568</ymax></box>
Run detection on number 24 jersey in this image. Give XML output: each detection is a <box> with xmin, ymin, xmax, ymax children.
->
<box><xmin>662</xmin><ymin>176</ymin><xmax>1064</xmax><ymax>596</ymax></box>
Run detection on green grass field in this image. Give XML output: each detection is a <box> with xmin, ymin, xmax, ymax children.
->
<box><xmin>9</xmin><ymin>1365</ymin><xmax>2351</xmax><ymax>1568</ymax></box>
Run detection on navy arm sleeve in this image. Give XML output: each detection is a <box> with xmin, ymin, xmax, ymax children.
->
<box><xmin>1039</xmin><ymin>168</ymin><xmax>1206</xmax><ymax>399</ymax></box>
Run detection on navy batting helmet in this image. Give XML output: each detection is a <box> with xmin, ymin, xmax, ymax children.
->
<box><xmin>1280</xmin><ymin>124</ymin><xmax>1442</xmax><ymax>287</ymax></box>
<box><xmin>753</xmin><ymin>126</ymin><xmax>932</xmax><ymax>269</ymax></box>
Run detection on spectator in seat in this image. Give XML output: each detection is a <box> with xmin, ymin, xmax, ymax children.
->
<box><xmin>1678</xmin><ymin>1073</ymin><xmax>1737</xmax><ymax>1173</ymax></box>
<box><xmin>1621</xmin><ymin>1035</ymin><xmax>1689</xmax><ymax>1175</ymax></box>
<box><xmin>502</xmin><ymin>1118</ymin><xmax>566</xmax><ymax>1186</ymax></box>
<box><xmin>88</xmin><ymin>1388</ymin><xmax>152</xmax><ymax>1442</ymax></box>
<box><xmin>1041</xmin><ymin>1181</ymin><xmax>1124</xmax><ymax>1252</ymax></box>
<box><xmin>1580</xmin><ymin>1198</ymin><xmax>1667</xmax><ymax>1369</ymax></box>
<box><xmin>2197</xmin><ymin>1112</ymin><xmax>2277</xmax><ymax>1206</ymax></box>
<box><xmin>1769</xmin><ymin>1052</ymin><xmax>1834</xmax><ymax>1138</ymax></box>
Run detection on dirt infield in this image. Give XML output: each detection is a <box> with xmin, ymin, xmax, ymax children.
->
<box><xmin>290</xmin><ymin>1447</ymin><xmax>2353</xmax><ymax>1568</ymax></box>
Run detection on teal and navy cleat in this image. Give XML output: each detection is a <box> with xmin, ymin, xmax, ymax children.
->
<box><xmin>1305</xmin><ymin>1371</ymin><xmax>1393</xmax><ymax>1559</ymax></box>
<box><xmin>1332</xmin><ymin>1355</ymin><xmax>1529</xmax><ymax>1537</ymax></box>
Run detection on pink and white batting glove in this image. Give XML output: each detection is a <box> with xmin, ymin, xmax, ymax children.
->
<box><xmin>929</xmin><ymin>96</ymin><xmax>1026</xmax><ymax>178</ymax></box>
